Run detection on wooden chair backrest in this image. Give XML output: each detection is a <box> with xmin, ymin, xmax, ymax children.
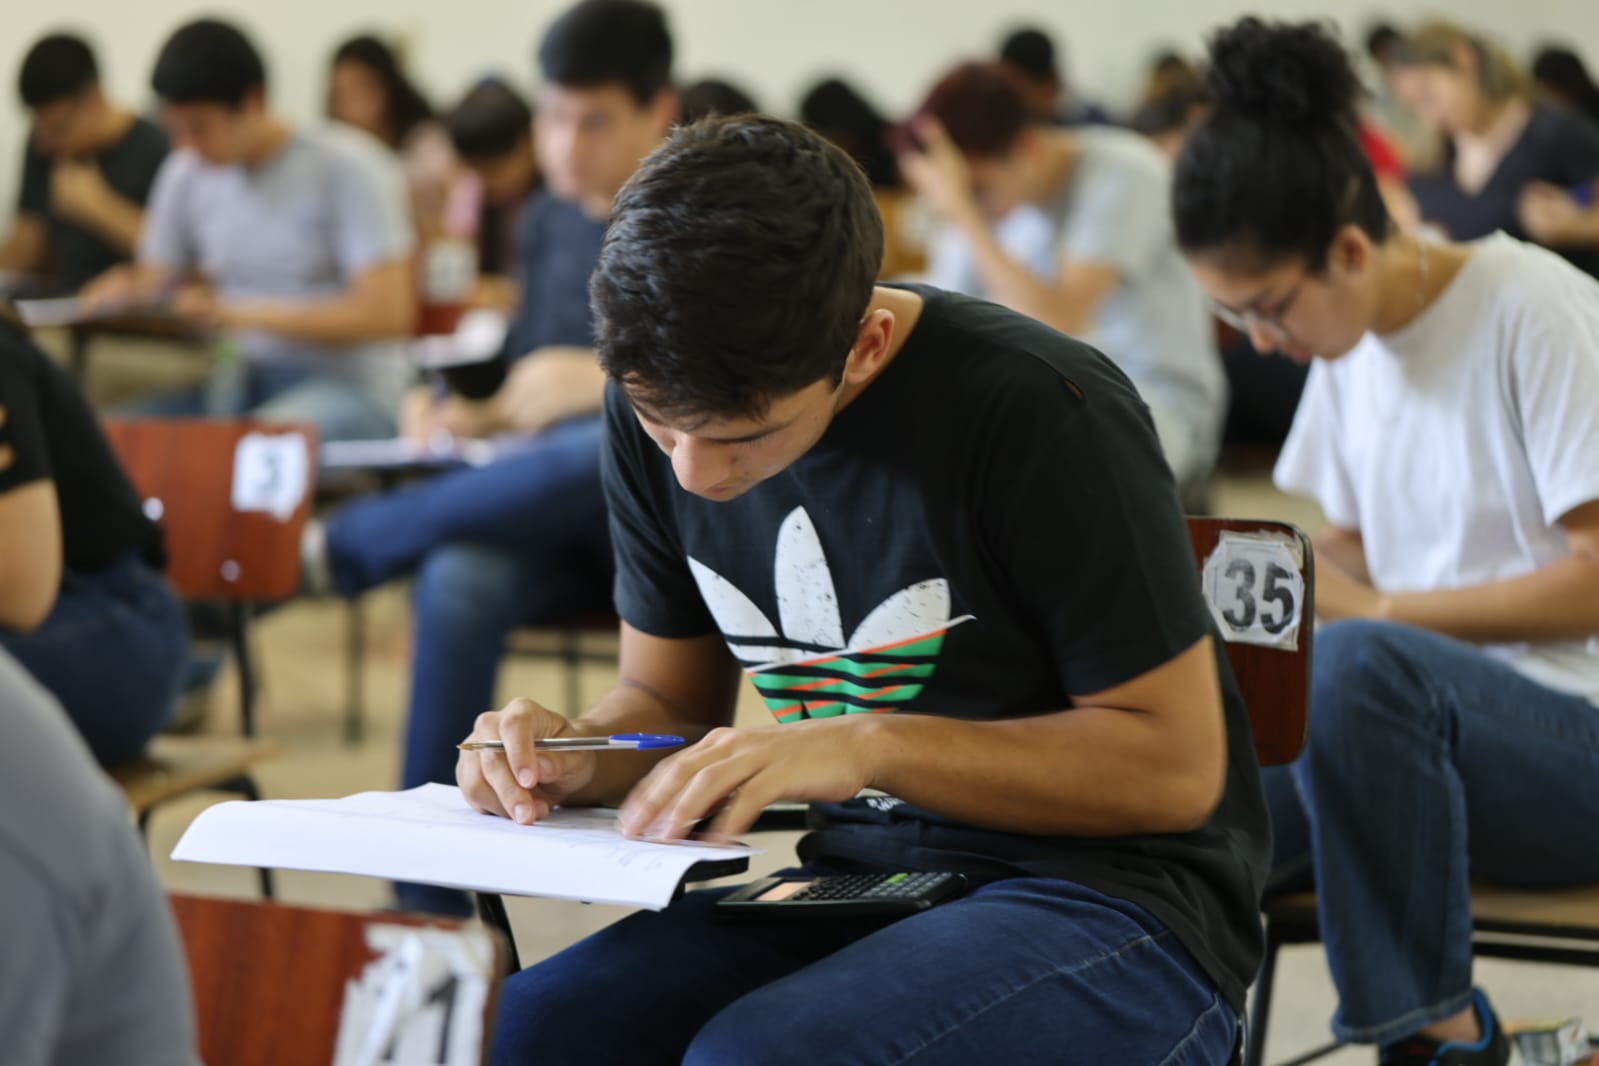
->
<box><xmin>1185</xmin><ymin>517</ymin><xmax>1315</xmax><ymax>767</ymax></box>
<box><xmin>170</xmin><ymin>893</ymin><xmax>502</xmax><ymax>1066</ymax></box>
<box><xmin>102</xmin><ymin>419</ymin><xmax>317</xmax><ymax>601</ymax></box>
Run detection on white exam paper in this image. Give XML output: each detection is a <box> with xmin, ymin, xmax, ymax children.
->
<box><xmin>171</xmin><ymin>783</ymin><xmax>758</xmax><ymax>909</ymax></box>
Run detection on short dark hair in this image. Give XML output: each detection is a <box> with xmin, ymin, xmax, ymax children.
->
<box><xmin>910</xmin><ymin>62</ymin><xmax>1033</xmax><ymax>158</ymax></box>
<box><xmin>537</xmin><ymin>0</ymin><xmax>672</xmax><ymax>107</ymax></box>
<box><xmin>1365</xmin><ymin>22</ymin><xmax>1403</xmax><ymax>63</ymax></box>
<box><xmin>1174</xmin><ymin>18</ymin><xmax>1390</xmax><ymax>272</ymax></box>
<box><xmin>679</xmin><ymin>78</ymin><xmax>758</xmax><ymax>124</ymax></box>
<box><xmin>591</xmin><ymin>115</ymin><xmax>883</xmax><ymax>421</ymax></box>
<box><xmin>999</xmin><ymin>27</ymin><xmax>1059</xmax><ymax>83</ymax></box>
<box><xmin>19</xmin><ymin>33</ymin><xmax>99</xmax><ymax>109</ymax></box>
<box><xmin>331</xmin><ymin>35</ymin><xmax>434</xmax><ymax>146</ymax></box>
<box><xmin>152</xmin><ymin>19</ymin><xmax>266</xmax><ymax>107</ymax></box>
<box><xmin>800</xmin><ymin>77</ymin><xmax>899</xmax><ymax>189</ymax></box>
<box><xmin>447</xmin><ymin>77</ymin><xmax>533</xmax><ymax>159</ymax></box>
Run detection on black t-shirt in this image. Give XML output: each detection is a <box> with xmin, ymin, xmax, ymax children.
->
<box><xmin>504</xmin><ymin>192</ymin><xmax>608</xmax><ymax>357</ymax></box>
<box><xmin>602</xmin><ymin>286</ymin><xmax>1270</xmax><ymax>1010</ymax></box>
<box><xmin>17</xmin><ymin>116</ymin><xmax>169</xmax><ymax>292</ymax></box>
<box><xmin>1411</xmin><ymin>102</ymin><xmax>1599</xmax><ymax>277</ymax></box>
<box><xmin>0</xmin><ymin>322</ymin><xmax>164</xmax><ymax>572</ymax></box>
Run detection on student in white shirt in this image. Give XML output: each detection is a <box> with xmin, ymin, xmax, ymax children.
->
<box><xmin>1174</xmin><ymin>18</ymin><xmax>1599</xmax><ymax>1066</ymax></box>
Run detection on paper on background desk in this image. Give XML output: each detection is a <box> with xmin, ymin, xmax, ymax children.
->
<box><xmin>171</xmin><ymin>783</ymin><xmax>760</xmax><ymax>909</ymax></box>
<box><xmin>14</xmin><ymin>294</ymin><xmax>171</xmax><ymax>327</ymax></box>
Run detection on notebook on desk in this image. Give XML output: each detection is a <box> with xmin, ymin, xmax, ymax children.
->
<box><xmin>171</xmin><ymin>782</ymin><xmax>758</xmax><ymax>909</ymax></box>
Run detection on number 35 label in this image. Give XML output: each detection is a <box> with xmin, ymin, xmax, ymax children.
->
<box><xmin>1201</xmin><ymin>532</ymin><xmax>1305</xmax><ymax>651</ymax></box>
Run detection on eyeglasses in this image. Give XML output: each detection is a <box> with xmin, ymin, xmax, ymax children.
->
<box><xmin>1209</xmin><ymin>273</ymin><xmax>1309</xmax><ymax>342</ymax></box>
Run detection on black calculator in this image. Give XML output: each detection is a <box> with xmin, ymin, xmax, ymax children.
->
<box><xmin>716</xmin><ymin>872</ymin><xmax>967</xmax><ymax>919</ymax></box>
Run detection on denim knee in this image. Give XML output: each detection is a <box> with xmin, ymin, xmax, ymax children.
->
<box><xmin>413</xmin><ymin>544</ymin><xmax>528</xmax><ymax>629</ymax></box>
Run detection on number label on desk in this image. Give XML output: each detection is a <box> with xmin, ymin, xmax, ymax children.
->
<box><xmin>231</xmin><ymin>432</ymin><xmax>309</xmax><ymax>521</ymax></box>
<box><xmin>333</xmin><ymin>924</ymin><xmax>494</xmax><ymax>1066</ymax></box>
<box><xmin>1201</xmin><ymin>532</ymin><xmax>1305</xmax><ymax>651</ymax></box>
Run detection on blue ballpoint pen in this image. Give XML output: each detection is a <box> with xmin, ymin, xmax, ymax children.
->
<box><xmin>455</xmin><ymin>732</ymin><xmax>684</xmax><ymax>752</ymax></box>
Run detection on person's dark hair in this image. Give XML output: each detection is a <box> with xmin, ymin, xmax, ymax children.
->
<box><xmin>799</xmin><ymin>77</ymin><xmax>898</xmax><ymax>188</ymax></box>
<box><xmin>999</xmin><ymin>27</ymin><xmax>1059</xmax><ymax>84</ymax></box>
<box><xmin>680</xmin><ymin>78</ymin><xmax>758</xmax><ymax>124</ymax></box>
<box><xmin>1132</xmin><ymin>79</ymin><xmax>1210</xmax><ymax>138</ymax></box>
<box><xmin>19</xmin><ymin>33</ymin><xmax>99</xmax><ymax>109</ymax></box>
<box><xmin>907</xmin><ymin>62</ymin><xmax>1033</xmax><ymax>158</ymax></box>
<box><xmin>446</xmin><ymin>77</ymin><xmax>533</xmax><ymax>159</ymax></box>
<box><xmin>1531</xmin><ymin>46</ymin><xmax>1599</xmax><ymax>126</ymax></box>
<box><xmin>330</xmin><ymin>35</ymin><xmax>434</xmax><ymax>146</ymax></box>
<box><xmin>1174</xmin><ymin>18</ymin><xmax>1391</xmax><ymax>271</ymax></box>
<box><xmin>151</xmin><ymin>19</ymin><xmax>266</xmax><ymax>107</ymax></box>
<box><xmin>537</xmin><ymin>0</ymin><xmax>672</xmax><ymax>106</ymax></box>
<box><xmin>1365</xmin><ymin>22</ymin><xmax>1403</xmax><ymax>64</ymax></box>
<box><xmin>591</xmin><ymin>115</ymin><xmax>883</xmax><ymax>421</ymax></box>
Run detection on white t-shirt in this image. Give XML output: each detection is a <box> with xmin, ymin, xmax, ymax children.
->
<box><xmin>929</xmin><ymin>128</ymin><xmax>1226</xmax><ymax>467</ymax></box>
<box><xmin>1276</xmin><ymin>233</ymin><xmax>1599</xmax><ymax>703</ymax></box>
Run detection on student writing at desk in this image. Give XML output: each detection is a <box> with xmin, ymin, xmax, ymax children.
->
<box><xmin>82</xmin><ymin>19</ymin><xmax>416</xmax><ymax>443</ymax></box>
<box><xmin>458</xmin><ymin>114</ymin><xmax>1268</xmax><ymax>1066</ymax></box>
<box><xmin>0</xmin><ymin>34</ymin><xmax>167</xmax><ymax>293</ymax></box>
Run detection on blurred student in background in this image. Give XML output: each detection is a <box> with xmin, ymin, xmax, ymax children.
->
<box><xmin>800</xmin><ymin>77</ymin><xmax>925</xmax><ymax>278</ymax></box>
<box><xmin>445</xmin><ymin>77</ymin><xmax>540</xmax><ymax>311</ymax></box>
<box><xmin>1392</xmin><ymin>21</ymin><xmax>1599</xmax><ymax>278</ymax></box>
<box><xmin>1530</xmin><ymin>45</ymin><xmax>1599</xmax><ymax>127</ymax></box>
<box><xmin>0</xmin><ymin>33</ymin><xmax>167</xmax><ymax>293</ymax></box>
<box><xmin>902</xmin><ymin>61</ymin><xmax>1225</xmax><ymax>495</ymax></box>
<box><xmin>680</xmin><ymin>78</ymin><xmax>757</xmax><ymax>123</ymax></box>
<box><xmin>84</xmin><ymin>18</ymin><xmax>416</xmax><ymax>442</ymax></box>
<box><xmin>997</xmin><ymin>26</ymin><xmax>1113</xmax><ymax>127</ymax></box>
<box><xmin>0</xmin><ymin>314</ymin><xmax>185</xmax><ymax>767</ymax></box>
<box><xmin>307</xmin><ymin>0</ymin><xmax>678</xmax><ymax>916</ymax></box>
<box><xmin>328</xmin><ymin>34</ymin><xmax>462</xmax><ymax>243</ymax></box>
<box><xmin>1177</xmin><ymin>18</ymin><xmax>1599</xmax><ymax>1065</ymax></box>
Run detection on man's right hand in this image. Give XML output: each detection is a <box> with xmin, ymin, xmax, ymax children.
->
<box><xmin>79</xmin><ymin>264</ymin><xmax>150</xmax><ymax>314</ymax></box>
<box><xmin>457</xmin><ymin>698</ymin><xmax>599</xmax><ymax>824</ymax></box>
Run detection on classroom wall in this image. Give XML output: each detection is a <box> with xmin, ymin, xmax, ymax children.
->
<box><xmin>4</xmin><ymin>0</ymin><xmax>1596</xmax><ymax>218</ymax></box>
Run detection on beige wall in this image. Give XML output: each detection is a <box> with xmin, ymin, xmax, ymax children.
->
<box><xmin>3</xmin><ymin>0</ymin><xmax>1595</xmax><ymax>221</ymax></box>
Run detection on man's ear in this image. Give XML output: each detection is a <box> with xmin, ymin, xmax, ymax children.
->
<box><xmin>842</xmin><ymin>308</ymin><xmax>895</xmax><ymax>385</ymax></box>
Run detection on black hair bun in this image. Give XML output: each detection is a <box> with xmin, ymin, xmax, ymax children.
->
<box><xmin>1207</xmin><ymin>17</ymin><xmax>1359</xmax><ymax>126</ymax></box>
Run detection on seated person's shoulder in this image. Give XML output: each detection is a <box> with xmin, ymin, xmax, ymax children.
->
<box><xmin>311</xmin><ymin>123</ymin><xmax>408</xmax><ymax>183</ymax></box>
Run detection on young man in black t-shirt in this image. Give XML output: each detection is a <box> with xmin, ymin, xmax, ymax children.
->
<box><xmin>458</xmin><ymin>115</ymin><xmax>1268</xmax><ymax>1065</ymax></box>
<box><xmin>1</xmin><ymin>34</ymin><xmax>168</xmax><ymax>292</ymax></box>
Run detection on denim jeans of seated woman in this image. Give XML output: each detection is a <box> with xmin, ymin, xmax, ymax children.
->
<box><xmin>1263</xmin><ymin>619</ymin><xmax>1599</xmax><ymax>1047</ymax></box>
<box><xmin>490</xmin><ymin>874</ymin><xmax>1241</xmax><ymax>1066</ymax></box>
<box><xmin>325</xmin><ymin>416</ymin><xmax>613</xmax><ymax>915</ymax></box>
<box><xmin>0</xmin><ymin>552</ymin><xmax>187</xmax><ymax>765</ymax></box>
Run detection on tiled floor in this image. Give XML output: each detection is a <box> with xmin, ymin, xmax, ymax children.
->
<box><xmin>64</xmin><ymin>332</ymin><xmax>1597</xmax><ymax>1063</ymax></box>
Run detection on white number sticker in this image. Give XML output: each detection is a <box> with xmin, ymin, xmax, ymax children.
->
<box><xmin>231</xmin><ymin>433</ymin><xmax>309</xmax><ymax>521</ymax></box>
<box><xmin>333</xmin><ymin>924</ymin><xmax>494</xmax><ymax>1066</ymax></box>
<box><xmin>1201</xmin><ymin>532</ymin><xmax>1305</xmax><ymax>651</ymax></box>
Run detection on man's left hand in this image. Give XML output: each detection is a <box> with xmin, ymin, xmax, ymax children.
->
<box><xmin>896</xmin><ymin>117</ymin><xmax>983</xmax><ymax>226</ymax></box>
<box><xmin>619</xmin><ymin>719</ymin><xmax>875</xmax><ymax>843</ymax></box>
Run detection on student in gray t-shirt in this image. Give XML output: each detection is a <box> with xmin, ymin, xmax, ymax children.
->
<box><xmin>0</xmin><ymin>647</ymin><xmax>199</xmax><ymax>1066</ymax></box>
<box><xmin>83</xmin><ymin>19</ymin><xmax>415</xmax><ymax>443</ymax></box>
<box><xmin>900</xmin><ymin>62</ymin><xmax>1227</xmax><ymax>492</ymax></box>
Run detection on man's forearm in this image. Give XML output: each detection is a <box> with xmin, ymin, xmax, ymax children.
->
<box><xmin>224</xmin><ymin>293</ymin><xmax>415</xmax><ymax>345</ymax></box>
<box><xmin>860</xmin><ymin>697</ymin><xmax>1224</xmax><ymax>838</ymax></box>
<box><xmin>958</xmin><ymin>214</ymin><xmax>1089</xmax><ymax>335</ymax></box>
<box><xmin>71</xmin><ymin>191</ymin><xmax>145</xmax><ymax>254</ymax></box>
<box><xmin>1382</xmin><ymin>555</ymin><xmax>1599</xmax><ymax>644</ymax></box>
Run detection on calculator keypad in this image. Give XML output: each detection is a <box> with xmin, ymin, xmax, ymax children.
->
<box><xmin>789</xmin><ymin>873</ymin><xmax>949</xmax><ymax>902</ymax></box>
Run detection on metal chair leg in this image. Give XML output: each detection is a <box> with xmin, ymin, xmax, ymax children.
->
<box><xmin>475</xmin><ymin>892</ymin><xmax>521</xmax><ymax>976</ymax></box>
<box><xmin>226</xmin><ymin>772</ymin><xmax>275</xmax><ymax>899</ymax></box>
<box><xmin>562</xmin><ymin>628</ymin><xmax>582</xmax><ymax>715</ymax></box>
<box><xmin>1245</xmin><ymin>924</ymin><xmax>1282</xmax><ymax>1066</ymax></box>
<box><xmin>231</xmin><ymin>602</ymin><xmax>257</xmax><ymax>738</ymax></box>
<box><xmin>344</xmin><ymin>595</ymin><xmax>366</xmax><ymax>746</ymax></box>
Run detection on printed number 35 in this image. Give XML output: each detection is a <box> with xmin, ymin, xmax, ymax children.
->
<box><xmin>1222</xmin><ymin>558</ymin><xmax>1295</xmax><ymax>635</ymax></box>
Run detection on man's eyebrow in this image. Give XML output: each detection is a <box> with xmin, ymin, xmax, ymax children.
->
<box><xmin>631</xmin><ymin>404</ymin><xmax>794</xmax><ymax>444</ymax></box>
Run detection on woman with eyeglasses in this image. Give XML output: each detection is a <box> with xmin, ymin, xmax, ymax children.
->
<box><xmin>1175</xmin><ymin>18</ymin><xmax>1599</xmax><ymax>1066</ymax></box>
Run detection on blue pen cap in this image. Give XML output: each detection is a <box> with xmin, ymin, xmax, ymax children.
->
<box><xmin>613</xmin><ymin>733</ymin><xmax>685</xmax><ymax>750</ymax></box>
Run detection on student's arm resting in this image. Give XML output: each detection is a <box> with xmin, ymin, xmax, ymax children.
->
<box><xmin>0</xmin><ymin>480</ymin><xmax>62</xmax><ymax>632</ymax></box>
<box><xmin>49</xmin><ymin>161</ymin><xmax>145</xmax><ymax>254</ymax></box>
<box><xmin>456</xmin><ymin>623</ymin><xmax>742</xmax><ymax>822</ymax></box>
<box><xmin>219</xmin><ymin>257</ymin><xmax>417</xmax><ymax>343</ymax></box>
<box><xmin>622</xmin><ymin>634</ymin><xmax>1227</xmax><ymax>842</ymax></box>
<box><xmin>490</xmin><ymin>347</ymin><xmax>608</xmax><ymax>435</ymax></box>
<box><xmin>1335</xmin><ymin>499</ymin><xmax>1599</xmax><ymax>642</ymax></box>
<box><xmin>959</xmin><ymin>221</ymin><xmax>1117</xmax><ymax>336</ymax></box>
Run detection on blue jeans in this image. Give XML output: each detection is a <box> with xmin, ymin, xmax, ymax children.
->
<box><xmin>1265</xmin><ymin>620</ymin><xmax>1599</xmax><ymax>1046</ymax></box>
<box><xmin>325</xmin><ymin>417</ymin><xmax>612</xmax><ymax>914</ymax></box>
<box><xmin>490</xmin><ymin>874</ymin><xmax>1239</xmax><ymax>1065</ymax></box>
<box><xmin>0</xmin><ymin>553</ymin><xmax>187</xmax><ymax>765</ymax></box>
<box><xmin>120</xmin><ymin>363</ymin><xmax>395</xmax><ymax>443</ymax></box>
